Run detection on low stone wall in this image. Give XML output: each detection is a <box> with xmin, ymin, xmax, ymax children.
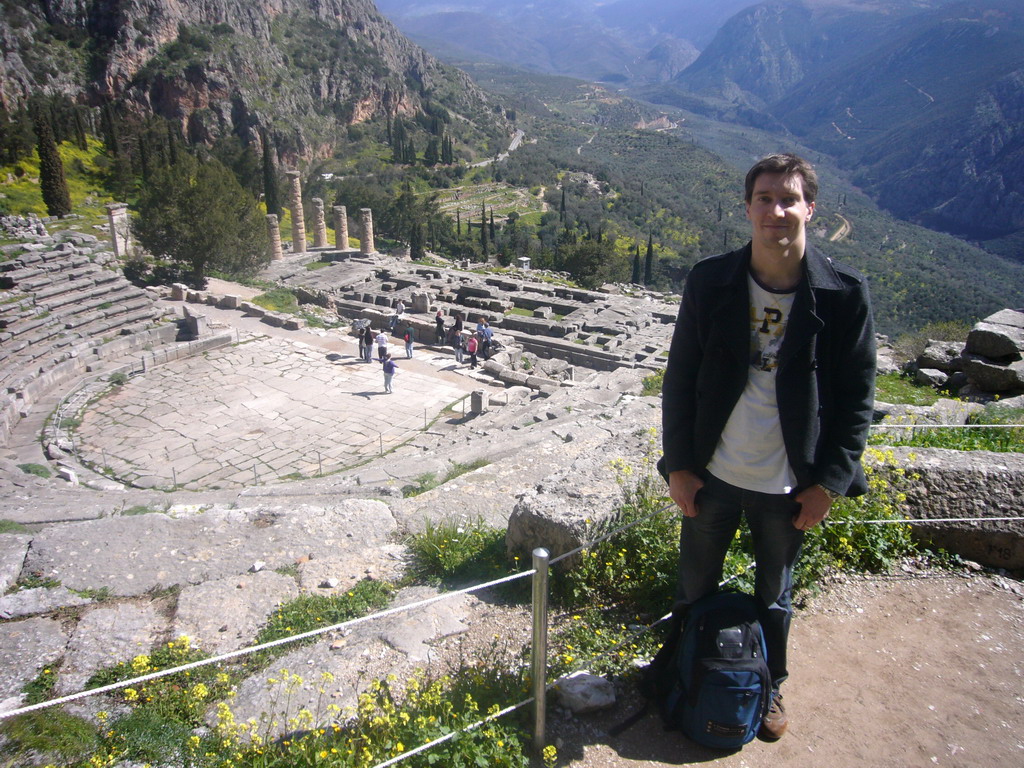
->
<box><xmin>886</xmin><ymin>446</ymin><xmax>1024</xmax><ymax>569</ymax></box>
<box><xmin>506</xmin><ymin>442</ymin><xmax>1024</xmax><ymax>573</ymax></box>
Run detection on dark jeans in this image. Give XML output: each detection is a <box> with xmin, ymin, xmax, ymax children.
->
<box><xmin>675</xmin><ymin>472</ymin><xmax>804</xmax><ymax>688</ymax></box>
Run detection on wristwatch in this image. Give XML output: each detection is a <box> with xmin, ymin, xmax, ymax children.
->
<box><xmin>816</xmin><ymin>484</ymin><xmax>841</xmax><ymax>502</ymax></box>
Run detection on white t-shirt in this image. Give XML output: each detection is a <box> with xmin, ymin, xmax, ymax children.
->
<box><xmin>707</xmin><ymin>273</ymin><xmax>798</xmax><ymax>494</ymax></box>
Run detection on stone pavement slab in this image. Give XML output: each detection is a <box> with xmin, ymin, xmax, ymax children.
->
<box><xmin>0</xmin><ymin>617</ymin><xmax>69</xmax><ymax>709</ymax></box>
<box><xmin>24</xmin><ymin>500</ymin><xmax>398</xmax><ymax>598</ymax></box>
<box><xmin>73</xmin><ymin>334</ymin><xmax>476</xmax><ymax>490</ymax></box>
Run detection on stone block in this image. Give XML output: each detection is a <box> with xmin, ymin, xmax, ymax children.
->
<box><xmin>915</xmin><ymin>368</ymin><xmax>947</xmax><ymax>387</ymax></box>
<box><xmin>917</xmin><ymin>340</ymin><xmax>963</xmax><ymax>372</ymax></box>
<box><xmin>887</xmin><ymin>447</ymin><xmax>1024</xmax><ymax>569</ymax></box>
<box><xmin>966</xmin><ymin>319</ymin><xmax>1024</xmax><ymax>364</ymax></box>
<box><xmin>962</xmin><ymin>358</ymin><xmax>1024</xmax><ymax>393</ymax></box>
<box><xmin>556</xmin><ymin>671</ymin><xmax>616</xmax><ymax>713</ymax></box>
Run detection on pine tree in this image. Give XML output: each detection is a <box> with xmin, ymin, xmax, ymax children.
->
<box><xmin>631</xmin><ymin>245</ymin><xmax>642</xmax><ymax>284</ymax></box>
<box><xmin>33</xmin><ymin>106</ymin><xmax>72</xmax><ymax>218</ymax></box>
<box><xmin>644</xmin><ymin>234</ymin><xmax>654</xmax><ymax>285</ymax></box>
<box><xmin>260</xmin><ymin>128</ymin><xmax>281</xmax><ymax>217</ymax></box>
<box><xmin>135</xmin><ymin>152</ymin><xmax>270</xmax><ymax>288</ymax></box>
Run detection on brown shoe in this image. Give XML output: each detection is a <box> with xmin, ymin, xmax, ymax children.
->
<box><xmin>758</xmin><ymin>691</ymin><xmax>788</xmax><ymax>741</ymax></box>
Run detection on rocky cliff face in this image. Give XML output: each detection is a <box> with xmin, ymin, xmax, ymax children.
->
<box><xmin>1</xmin><ymin>0</ymin><xmax>504</xmax><ymax>162</ymax></box>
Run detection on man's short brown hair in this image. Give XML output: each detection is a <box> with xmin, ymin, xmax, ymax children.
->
<box><xmin>744</xmin><ymin>153</ymin><xmax>819</xmax><ymax>204</ymax></box>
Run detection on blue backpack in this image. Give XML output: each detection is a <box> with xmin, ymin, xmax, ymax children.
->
<box><xmin>665</xmin><ymin>591</ymin><xmax>771</xmax><ymax>748</ymax></box>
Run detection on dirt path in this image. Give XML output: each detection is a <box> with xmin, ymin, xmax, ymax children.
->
<box><xmin>549</xmin><ymin>573</ymin><xmax>1023</xmax><ymax>768</ymax></box>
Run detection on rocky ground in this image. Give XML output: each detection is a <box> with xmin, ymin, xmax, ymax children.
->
<box><xmin>1</xmin><ymin>272</ymin><xmax>1022</xmax><ymax>767</ymax></box>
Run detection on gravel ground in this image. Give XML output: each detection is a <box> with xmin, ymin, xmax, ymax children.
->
<box><xmin>423</xmin><ymin>570</ymin><xmax>1023</xmax><ymax>768</ymax></box>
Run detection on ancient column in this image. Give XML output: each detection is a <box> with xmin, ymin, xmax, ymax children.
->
<box><xmin>360</xmin><ymin>208</ymin><xmax>375</xmax><ymax>255</ymax></box>
<box><xmin>106</xmin><ymin>203</ymin><xmax>131</xmax><ymax>258</ymax></box>
<box><xmin>312</xmin><ymin>197</ymin><xmax>328</xmax><ymax>249</ymax></box>
<box><xmin>266</xmin><ymin>214</ymin><xmax>283</xmax><ymax>261</ymax></box>
<box><xmin>333</xmin><ymin>205</ymin><xmax>349</xmax><ymax>250</ymax></box>
<box><xmin>286</xmin><ymin>170</ymin><xmax>306</xmax><ymax>253</ymax></box>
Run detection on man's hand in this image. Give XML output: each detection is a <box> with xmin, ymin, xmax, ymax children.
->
<box><xmin>793</xmin><ymin>484</ymin><xmax>833</xmax><ymax>531</ymax></box>
<box><xmin>669</xmin><ymin>470</ymin><xmax>704</xmax><ymax>518</ymax></box>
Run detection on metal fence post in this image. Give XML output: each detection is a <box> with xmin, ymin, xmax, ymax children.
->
<box><xmin>531</xmin><ymin>547</ymin><xmax>550</xmax><ymax>754</ymax></box>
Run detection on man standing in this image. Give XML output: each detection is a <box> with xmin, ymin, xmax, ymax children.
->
<box><xmin>661</xmin><ymin>153</ymin><xmax>875</xmax><ymax>741</ymax></box>
<box><xmin>375</xmin><ymin>329</ymin><xmax>389</xmax><ymax>363</ymax></box>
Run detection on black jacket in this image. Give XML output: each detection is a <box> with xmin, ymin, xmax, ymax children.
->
<box><xmin>661</xmin><ymin>243</ymin><xmax>875</xmax><ymax>497</ymax></box>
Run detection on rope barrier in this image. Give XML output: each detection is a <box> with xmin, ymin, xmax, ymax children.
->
<box><xmin>370</xmin><ymin>697</ymin><xmax>535</xmax><ymax>768</ymax></box>
<box><xmin>0</xmin><ymin>568</ymin><xmax>535</xmax><ymax>721</ymax></box>
<box><xmin>871</xmin><ymin>423</ymin><xmax>1021</xmax><ymax>429</ymax></box>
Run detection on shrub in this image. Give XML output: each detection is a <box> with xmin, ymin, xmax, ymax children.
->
<box><xmin>86</xmin><ymin>636</ymin><xmax>233</xmax><ymax>726</ymax></box>
<box><xmin>405</xmin><ymin>516</ymin><xmax>511</xmax><ymax>585</ymax></box>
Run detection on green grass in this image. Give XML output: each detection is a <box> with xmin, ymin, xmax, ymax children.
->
<box><xmin>404</xmin><ymin>516</ymin><xmax>513</xmax><ymax>587</ymax></box>
<box><xmin>874</xmin><ymin>372</ymin><xmax>942</xmax><ymax>405</ymax></box>
<box><xmin>401</xmin><ymin>458</ymin><xmax>490</xmax><ymax>497</ymax></box>
<box><xmin>252</xmin><ymin>287</ymin><xmax>299</xmax><ymax>313</ymax></box>
<box><xmin>0</xmin><ymin>136</ymin><xmax>116</xmax><ymax>229</ymax></box>
<box><xmin>0</xmin><ymin>519</ymin><xmax>31</xmax><ymax>534</ymax></box>
<box><xmin>17</xmin><ymin>462</ymin><xmax>52</xmax><ymax>478</ymax></box>
<box><xmin>641</xmin><ymin>369</ymin><xmax>664</xmax><ymax>397</ymax></box>
<box><xmin>248</xmin><ymin>579</ymin><xmax>394</xmax><ymax>668</ymax></box>
<box><xmin>870</xmin><ymin>405</ymin><xmax>1024</xmax><ymax>452</ymax></box>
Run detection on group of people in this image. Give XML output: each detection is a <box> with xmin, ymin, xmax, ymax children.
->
<box><xmin>355</xmin><ymin>307</ymin><xmax>499</xmax><ymax>393</ymax></box>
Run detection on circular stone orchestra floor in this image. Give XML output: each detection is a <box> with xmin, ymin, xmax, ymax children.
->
<box><xmin>74</xmin><ymin>335</ymin><xmax>474</xmax><ymax>490</ymax></box>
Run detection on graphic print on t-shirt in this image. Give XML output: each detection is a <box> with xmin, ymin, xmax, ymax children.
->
<box><xmin>749</xmin><ymin>296</ymin><xmax>789</xmax><ymax>373</ymax></box>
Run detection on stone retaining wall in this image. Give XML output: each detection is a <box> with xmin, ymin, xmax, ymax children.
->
<box><xmin>887</xmin><ymin>446</ymin><xmax>1024</xmax><ymax>569</ymax></box>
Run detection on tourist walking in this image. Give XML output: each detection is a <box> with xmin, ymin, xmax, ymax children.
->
<box><xmin>403</xmin><ymin>323</ymin><xmax>415</xmax><ymax>359</ymax></box>
<box><xmin>375</xmin><ymin>329</ymin><xmax>389</xmax><ymax>362</ymax></box>
<box><xmin>382</xmin><ymin>353</ymin><xmax>397</xmax><ymax>394</ymax></box>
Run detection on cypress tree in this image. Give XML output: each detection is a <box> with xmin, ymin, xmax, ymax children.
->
<box><xmin>489</xmin><ymin>208</ymin><xmax>495</xmax><ymax>240</ymax></box>
<box><xmin>260</xmin><ymin>128</ymin><xmax>281</xmax><ymax>217</ymax></box>
<box><xmin>410</xmin><ymin>221</ymin><xmax>424</xmax><ymax>260</ymax></box>
<box><xmin>101</xmin><ymin>102</ymin><xmax>120</xmax><ymax>157</ymax></box>
<box><xmin>33</xmin><ymin>106</ymin><xmax>72</xmax><ymax>217</ymax></box>
<box><xmin>480</xmin><ymin>204</ymin><xmax>488</xmax><ymax>256</ymax></box>
<box><xmin>559</xmin><ymin>188</ymin><xmax>566</xmax><ymax>222</ymax></box>
<box><xmin>73</xmin><ymin>108</ymin><xmax>88</xmax><ymax>151</ymax></box>
<box><xmin>631</xmin><ymin>245</ymin><xmax>641</xmax><ymax>284</ymax></box>
<box><xmin>424</xmin><ymin>137</ymin><xmax>439</xmax><ymax>166</ymax></box>
<box><xmin>456</xmin><ymin>210</ymin><xmax>461</xmax><ymax>236</ymax></box>
<box><xmin>644</xmin><ymin>234</ymin><xmax>654</xmax><ymax>285</ymax></box>
<box><xmin>167</xmin><ymin>122</ymin><xmax>179</xmax><ymax>166</ymax></box>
